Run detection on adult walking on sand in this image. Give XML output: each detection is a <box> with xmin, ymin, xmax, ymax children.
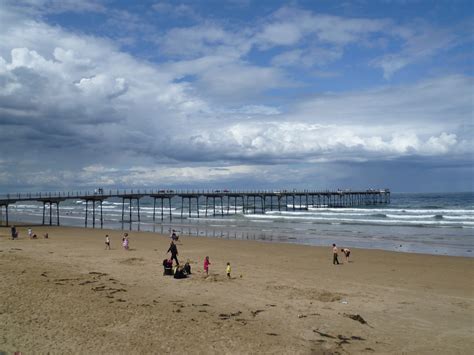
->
<box><xmin>11</xmin><ymin>225</ymin><xmax>17</xmax><ymax>240</ymax></box>
<box><xmin>167</xmin><ymin>241</ymin><xmax>179</xmax><ymax>266</ymax></box>
<box><xmin>332</xmin><ymin>244</ymin><xmax>340</xmax><ymax>265</ymax></box>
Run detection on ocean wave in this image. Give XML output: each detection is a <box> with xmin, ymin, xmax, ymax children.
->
<box><xmin>308</xmin><ymin>207</ymin><xmax>474</xmax><ymax>214</ymax></box>
<box><xmin>244</xmin><ymin>213</ymin><xmax>474</xmax><ymax>227</ymax></box>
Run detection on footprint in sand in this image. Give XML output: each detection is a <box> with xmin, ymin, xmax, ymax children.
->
<box><xmin>119</xmin><ymin>257</ymin><xmax>145</xmax><ymax>265</ymax></box>
<box><xmin>250</xmin><ymin>309</ymin><xmax>265</xmax><ymax>317</ymax></box>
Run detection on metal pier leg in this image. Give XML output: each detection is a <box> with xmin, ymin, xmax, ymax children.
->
<box><xmin>100</xmin><ymin>200</ymin><xmax>103</xmax><ymax>228</ymax></box>
<box><xmin>169</xmin><ymin>198</ymin><xmax>172</xmax><ymax>221</ymax></box>
<box><xmin>221</xmin><ymin>197</ymin><xmax>224</xmax><ymax>217</ymax></box>
<box><xmin>253</xmin><ymin>196</ymin><xmax>256</xmax><ymax>214</ymax></box>
<box><xmin>189</xmin><ymin>197</ymin><xmax>191</xmax><ymax>217</ymax></box>
<box><xmin>42</xmin><ymin>202</ymin><xmax>46</xmax><ymax>225</ymax></box>
<box><xmin>213</xmin><ymin>197</ymin><xmax>216</xmax><ymax>216</ymax></box>
<box><xmin>56</xmin><ymin>202</ymin><xmax>60</xmax><ymax>226</ymax></box>
<box><xmin>137</xmin><ymin>198</ymin><xmax>141</xmax><ymax>223</ymax></box>
<box><xmin>181</xmin><ymin>197</ymin><xmax>184</xmax><ymax>219</ymax></box>
<box><xmin>92</xmin><ymin>200</ymin><xmax>96</xmax><ymax>228</ymax></box>
<box><xmin>261</xmin><ymin>196</ymin><xmax>265</xmax><ymax>213</ymax></box>
<box><xmin>49</xmin><ymin>202</ymin><xmax>52</xmax><ymax>225</ymax></box>
<box><xmin>205</xmin><ymin>197</ymin><xmax>208</xmax><ymax>217</ymax></box>
<box><xmin>278</xmin><ymin>196</ymin><xmax>281</xmax><ymax>211</ymax></box>
<box><xmin>85</xmin><ymin>200</ymin><xmax>88</xmax><ymax>227</ymax></box>
<box><xmin>121</xmin><ymin>198</ymin><xmax>125</xmax><ymax>224</ymax></box>
<box><xmin>129</xmin><ymin>198</ymin><xmax>132</xmax><ymax>231</ymax></box>
<box><xmin>5</xmin><ymin>205</ymin><xmax>8</xmax><ymax>226</ymax></box>
<box><xmin>293</xmin><ymin>195</ymin><xmax>295</xmax><ymax>211</ymax></box>
<box><xmin>197</xmin><ymin>197</ymin><xmax>200</xmax><ymax>218</ymax></box>
<box><xmin>227</xmin><ymin>196</ymin><xmax>230</xmax><ymax>215</ymax></box>
<box><xmin>161</xmin><ymin>198</ymin><xmax>164</xmax><ymax>221</ymax></box>
<box><xmin>153</xmin><ymin>198</ymin><xmax>156</xmax><ymax>222</ymax></box>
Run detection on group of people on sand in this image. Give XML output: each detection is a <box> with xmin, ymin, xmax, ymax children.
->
<box><xmin>163</xmin><ymin>238</ymin><xmax>232</xmax><ymax>279</ymax></box>
<box><xmin>332</xmin><ymin>243</ymin><xmax>351</xmax><ymax>265</ymax></box>
<box><xmin>104</xmin><ymin>233</ymin><xmax>129</xmax><ymax>250</ymax></box>
<box><xmin>10</xmin><ymin>226</ymin><xmax>48</xmax><ymax>240</ymax></box>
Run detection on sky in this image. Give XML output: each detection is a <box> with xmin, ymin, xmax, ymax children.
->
<box><xmin>0</xmin><ymin>0</ymin><xmax>473</xmax><ymax>193</ymax></box>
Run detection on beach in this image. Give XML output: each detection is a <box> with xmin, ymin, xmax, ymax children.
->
<box><xmin>0</xmin><ymin>225</ymin><xmax>473</xmax><ymax>354</ymax></box>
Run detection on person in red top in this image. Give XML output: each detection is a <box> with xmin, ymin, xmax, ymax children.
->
<box><xmin>332</xmin><ymin>244</ymin><xmax>340</xmax><ymax>265</ymax></box>
<box><xmin>204</xmin><ymin>256</ymin><xmax>211</xmax><ymax>275</ymax></box>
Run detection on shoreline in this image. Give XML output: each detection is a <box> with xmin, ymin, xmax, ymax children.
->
<box><xmin>1</xmin><ymin>225</ymin><xmax>473</xmax><ymax>353</ymax></box>
<box><xmin>2</xmin><ymin>220</ymin><xmax>473</xmax><ymax>258</ymax></box>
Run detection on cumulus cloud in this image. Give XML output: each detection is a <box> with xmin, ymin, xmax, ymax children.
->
<box><xmin>0</xmin><ymin>3</ymin><xmax>471</xmax><ymax>191</ymax></box>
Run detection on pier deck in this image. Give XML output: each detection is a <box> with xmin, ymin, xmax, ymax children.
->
<box><xmin>0</xmin><ymin>189</ymin><xmax>390</xmax><ymax>227</ymax></box>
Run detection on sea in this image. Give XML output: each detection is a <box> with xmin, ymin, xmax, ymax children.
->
<box><xmin>2</xmin><ymin>192</ymin><xmax>473</xmax><ymax>257</ymax></box>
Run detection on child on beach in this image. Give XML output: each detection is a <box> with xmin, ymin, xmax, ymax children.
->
<box><xmin>226</xmin><ymin>262</ymin><xmax>231</xmax><ymax>278</ymax></box>
<box><xmin>122</xmin><ymin>233</ymin><xmax>129</xmax><ymax>250</ymax></box>
<box><xmin>332</xmin><ymin>244</ymin><xmax>340</xmax><ymax>265</ymax></box>
<box><xmin>204</xmin><ymin>256</ymin><xmax>211</xmax><ymax>275</ymax></box>
<box><xmin>341</xmin><ymin>247</ymin><xmax>351</xmax><ymax>263</ymax></box>
<box><xmin>105</xmin><ymin>234</ymin><xmax>111</xmax><ymax>250</ymax></box>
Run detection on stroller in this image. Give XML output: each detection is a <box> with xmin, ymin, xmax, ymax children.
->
<box><xmin>163</xmin><ymin>259</ymin><xmax>173</xmax><ymax>276</ymax></box>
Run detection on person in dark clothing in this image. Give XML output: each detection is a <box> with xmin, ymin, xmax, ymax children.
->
<box><xmin>173</xmin><ymin>266</ymin><xmax>187</xmax><ymax>279</ymax></box>
<box><xmin>163</xmin><ymin>259</ymin><xmax>173</xmax><ymax>275</ymax></box>
<box><xmin>167</xmin><ymin>241</ymin><xmax>179</xmax><ymax>266</ymax></box>
<box><xmin>184</xmin><ymin>261</ymin><xmax>191</xmax><ymax>275</ymax></box>
<box><xmin>332</xmin><ymin>243</ymin><xmax>340</xmax><ymax>265</ymax></box>
<box><xmin>11</xmin><ymin>225</ymin><xmax>17</xmax><ymax>240</ymax></box>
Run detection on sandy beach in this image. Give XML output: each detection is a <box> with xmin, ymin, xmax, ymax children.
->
<box><xmin>0</xmin><ymin>225</ymin><xmax>473</xmax><ymax>354</ymax></box>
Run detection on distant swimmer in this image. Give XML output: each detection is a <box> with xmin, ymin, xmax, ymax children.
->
<box><xmin>332</xmin><ymin>244</ymin><xmax>340</xmax><ymax>265</ymax></box>
<box><xmin>341</xmin><ymin>247</ymin><xmax>351</xmax><ymax>263</ymax></box>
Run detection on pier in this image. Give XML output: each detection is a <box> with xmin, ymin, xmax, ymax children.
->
<box><xmin>0</xmin><ymin>189</ymin><xmax>390</xmax><ymax>228</ymax></box>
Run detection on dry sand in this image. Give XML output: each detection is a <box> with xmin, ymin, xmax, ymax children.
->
<box><xmin>0</xmin><ymin>225</ymin><xmax>473</xmax><ymax>354</ymax></box>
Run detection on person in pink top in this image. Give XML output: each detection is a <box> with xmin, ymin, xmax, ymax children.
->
<box><xmin>122</xmin><ymin>233</ymin><xmax>129</xmax><ymax>250</ymax></box>
<box><xmin>204</xmin><ymin>256</ymin><xmax>211</xmax><ymax>275</ymax></box>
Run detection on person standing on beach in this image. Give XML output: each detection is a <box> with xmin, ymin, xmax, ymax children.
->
<box><xmin>341</xmin><ymin>247</ymin><xmax>351</xmax><ymax>263</ymax></box>
<box><xmin>226</xmin><ymin>262</ymin><xmax>231</xmax><ymax>278</ymax></box>
<box><xmin>105</xmin><ymin>235</ymin><xmax>111</xmax><ymax>250</ymax></box>
<box><xmin>122</xmin><ymin>233</ymin><xmax>129</xmax><ymax>250</ymax></box>
<box><xmin>204</xmin><ymin>256</ymin><xmax>211</xmax><ymax>275</ymax></box>
<box><xmin>167</xmin><ymin>241</ymin><xmax>179</xmax><ymax>266</ymax></box>
<box><xmin>11</xmin><ymin>225</ymin><xmax>17</xmax><ymax>240</ymax></box>
<box><xmin>28</xmin><ymin>228</ymin><xmax>32</xmax><ymax>239</ymax></box>
<box><xmin>332</xmin><ymin>244</ymin><xmax>340</xmax><ymax>265</ymax></box>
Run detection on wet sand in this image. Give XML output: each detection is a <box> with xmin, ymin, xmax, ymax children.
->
<box><xmin>0</xmin><ymin>225</ymin><xmax>473</xmax><ymax>354</ymax></box>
